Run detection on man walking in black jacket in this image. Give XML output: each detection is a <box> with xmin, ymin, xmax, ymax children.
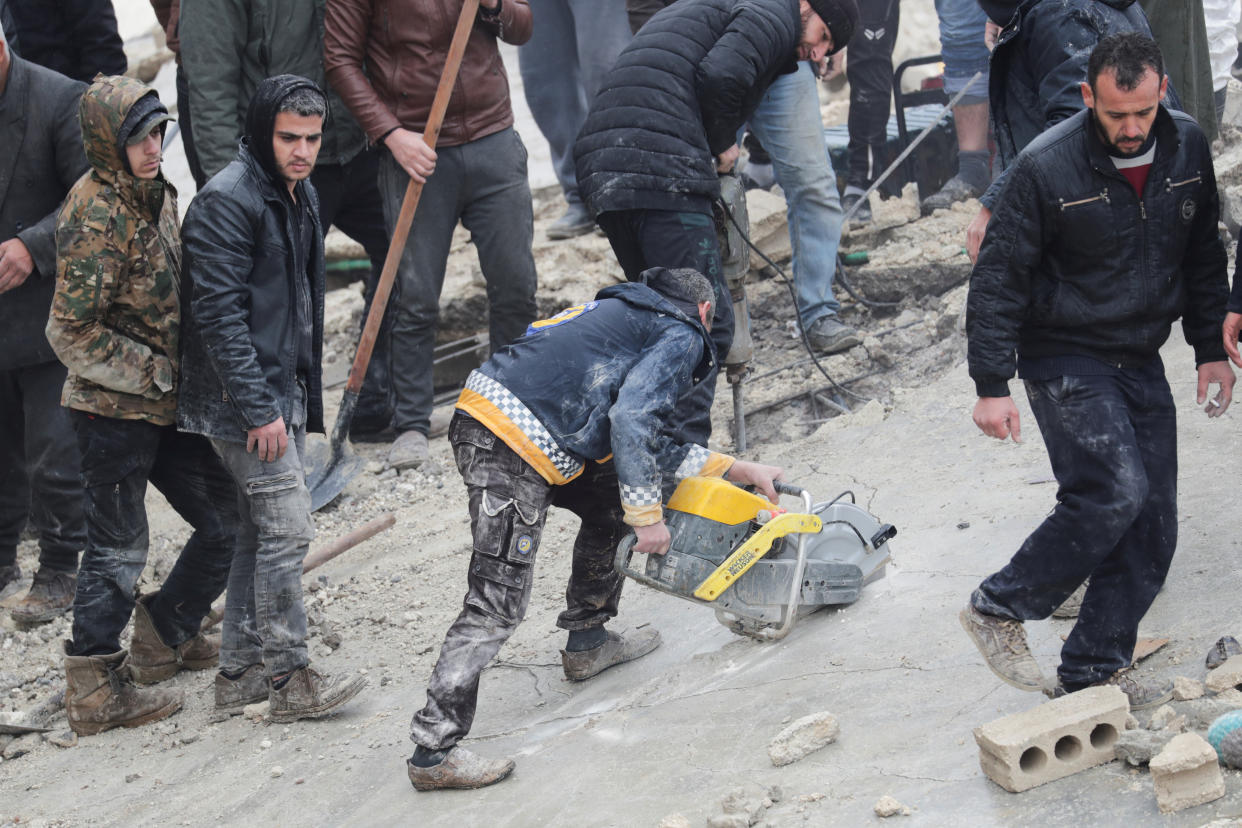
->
<box><xmin>961</xmin><ymin>34</ymin><xmax>1233</xmax><ymax>710</ymax></box>
<box><xmin>179</xmin><ymin>75</ymin><xmax>366</xmax><ymax>723</ymax></box>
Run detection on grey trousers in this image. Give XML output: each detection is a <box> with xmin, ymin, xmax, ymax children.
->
<box><xmin>211</xmin><ymin>426</ymin><xmax>313</xmax><ymax>676</ymax></box>
<box><xmin>378</xmin><ymin>127</ymin><xmax>538</xmax><ymax>437</ymax></box>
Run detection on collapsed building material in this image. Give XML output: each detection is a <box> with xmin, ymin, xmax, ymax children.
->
<box><xmin>973</xmin><ymin>686</ymin><xmax>1127</xmax><ymax>792</ymax></box>
<box><xmin>768</xmin><ymin>712</ymin><xmax>840</xmax><ymax>767</ymax></box>
<box><xmin>1149</xmin><ymin>733</ymin><xmax>1225</xmax><ymax>814</ymax></box>
<box><xmin>1205</xmin><ymin>654</ymin><xmax>1242</xmax><ymax>693</ymax></box>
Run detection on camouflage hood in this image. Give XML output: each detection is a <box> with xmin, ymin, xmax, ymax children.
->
<box><xmin>78</xmin><ymin>75</ymin><xmax>173</xmax><ymax>217</ymax></box>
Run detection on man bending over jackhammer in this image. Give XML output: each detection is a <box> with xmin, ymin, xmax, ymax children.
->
<box><xmin>405</xmin><ymin>267</ymin><xmax>783</xmax><ymax>791</ymax></box>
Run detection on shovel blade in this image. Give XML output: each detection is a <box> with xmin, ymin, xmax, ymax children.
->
<box><xmin>304</xmin><ymin>434</ymin><xmax>366</xmax><ymax>512</ymax></box>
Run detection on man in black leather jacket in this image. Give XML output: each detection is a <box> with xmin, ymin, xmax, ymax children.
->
<box><xmin>179</xmin><ymin>75</ymin><xmax>365</xmax><ymax>724</ymax></box>
<box><xmin>960</xmin><ymin>34</ymin><xmax>1233</xmax><ymax>711</ymax></box>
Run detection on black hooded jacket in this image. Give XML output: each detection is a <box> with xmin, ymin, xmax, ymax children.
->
<box><xmin>982</xmin><ymin>0</ymin><xmax>1173</xmax><ymax>208</ymax></box>
<box><xmin>177</xmin><ymin>75</ymin><xmax>327</xmax><ymax>442</ymax></box>
<box><xmin>966</xmin><ymin>106</ymin><xmax>1228</xmax><ymax>398</ymax></box>
<box><xmin>573</xmin><ymin>0</ymin><xmax>799</xmax><ymax>218</ymax></box>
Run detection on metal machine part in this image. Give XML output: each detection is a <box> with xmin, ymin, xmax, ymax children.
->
<box><xmin>615</xmin><ymin>478</ymin><xmax>896</xmax><ymax>640</ymax></box>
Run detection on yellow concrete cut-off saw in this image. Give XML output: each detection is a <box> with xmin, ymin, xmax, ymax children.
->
<box><xmin>615</xmin><ymin>478</ymin><xmax>896</xmax><ymax>640</ymax></box>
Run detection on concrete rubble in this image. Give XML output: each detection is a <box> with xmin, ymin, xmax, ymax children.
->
<box><xmin>1149</xmin><ymin>733</ymin><xmax>1226</xmax><ymax>814</ymax></box>
<box><xmin>767</xmin><ymin>711</ymin><xmax>840</xmax><ymax>767</ymax></box>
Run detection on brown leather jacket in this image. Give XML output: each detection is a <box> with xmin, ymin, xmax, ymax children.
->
<box><xmin>323</xmin><ymin>0</ymin><xmax>531</xmax><ymax>148</ymax></box>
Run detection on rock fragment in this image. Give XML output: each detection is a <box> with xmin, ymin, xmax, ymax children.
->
<box><xmin>1204</xmin><ymin>655</ymin><xmax>1242</xmax><ymax>693</ymax></box>
<box><xmin>873</xmin><ymin>795</ymin><xmax>909</xmax><ymax>817</ymax></box>
<box><xmin>1149</xmin><ymin>733</ymin><xmax>1225</xmax><ymax>814</ymax></box>
<box><xmin>768</xmin><ymin>712</ymin><xmax>839</xmax><ymax>767</ymax></box>
<box><xmin>1172</xmin><ymin>677</ymin><xmax>1204</xmax><ymax>701</ymax></box>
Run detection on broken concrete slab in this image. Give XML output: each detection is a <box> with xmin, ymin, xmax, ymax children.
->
<box><xmin>1149</xmin><ymin>733</ymin><xmax>1225</xmax><ymax>814</ymax></box>
<box><xmin>1114</xmin><ymin>728</ymin><xmax>1176</xmax><ymax>767</ymax></box>
<box><xmin>1205</xmin><ymin>654</ymin><xmax>1242</xmax><ymax>693</ymax></box>
<box><xmin>744</xmin><ymin>188</ymin><xmax>792</xmax><ymax>273</ymax></box>
<box><xmin>768</xmin><ymin>711</ymin><xmax>839</xmax><ymax>767</ymax></box>
<box><xmin>973</xmin><ymin>685</ymin><xmax>1127</xmax><ymax>793</ymax></box>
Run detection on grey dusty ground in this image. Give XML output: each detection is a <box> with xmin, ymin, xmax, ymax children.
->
<box><xmin>5</xmin><ymin>2</ymin><xmax>1242</xmax><ymax>825</ymax></box>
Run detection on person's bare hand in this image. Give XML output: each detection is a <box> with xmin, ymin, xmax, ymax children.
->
<box><xmin>985</xmin><ymin>20</ymin><xmax>1002</xmax><ymax>51</ymax></box>
<box><xmin>384</xmin><ymin>128</ymin><xmax>437</xmax><ymax>184</ymax></box>
<box><xmin>1224</xmin><ymin>311</ymin><xmax>1242</xmax><ymax>368</ymax></box>
<box><xmin>247</xmin><ymin>416</ymin><xmax>288</xmax><ymax>462</ymax></box>
<box><xmin>967</xmin><ymin>206</ymin><xmax>991</xmax><ymax>264</ymax></box>
<box><xmin>725</xmin><ymin>459</ymin><xmax>783</xmax><ymax>503</ymax></box>
<box><xmin>1196</xmin><ymin>360</ymin><xmax>1234</xmax><ymax>417</ymax></box>
<box><xmin>973</xmin><ymin>396</ymin><xmax>1022</xmax><ymax>442</ymax></box>
<box><xmin>716</xmin><ymin>143</ymin><xmax>740</xmax><ymax>174</ymax></box>
<box><xmin>0</xmin><ymin>238</ymin><xmax>35</xmax><ymax>294</ymax></box>
<box><xmin>634</xmin><ymin>521</ymin><xmax>671</xmax><ymax>556</ymax></box>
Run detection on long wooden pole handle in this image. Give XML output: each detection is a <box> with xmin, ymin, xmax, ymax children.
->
<box><xmin>345</xmin><ymin>0</ymin><xmax>483</xmax><ymax>394</ymax></box>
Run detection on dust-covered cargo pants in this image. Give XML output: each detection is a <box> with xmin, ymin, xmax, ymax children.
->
<box><xmin>409</xmin><ymin>412</ymin><xmax>628</xmax><ymax>750</ymax></box>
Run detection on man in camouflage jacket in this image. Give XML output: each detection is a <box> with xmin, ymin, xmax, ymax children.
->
<box><xmin>47</xmin><ymin>75</ymin><xmax>238</xmax><ymax>736</ymax></box>
<box><xmin>0</xmin><ymin>25</ymin><xmax>87</xmax><ymax>625</ymax></box>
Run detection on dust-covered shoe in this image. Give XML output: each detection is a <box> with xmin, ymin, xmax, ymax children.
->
<box><xmin>387</xmin><ymin>429</ymin><xmax>429</xmax><ymax>471</ymax></box>
<box><xmin>129</xmin><ymin>592</ymin><xmax>220</xmax><ymax>684</ymax></box>
<box><xmin>1051</xmin><ymin>580</ymin><xmax>1088</xmax><ymax>619</ymax></box>
<box><xmin>546</xmin><ymin>203</ymin><xmax>594</xmax><ymax>240</ymax></box>
<box><xmin>214</xmin><ymin>664</ymin><xmax>269</xmax><ymax>715</ymax></box>
<box><xmin>64</xmin><ymin>649</ymin><xmax>183</xmax><ymax>736</ymax></box>
<box><xmin>269</xmin><ymin>665</ymin><xmax>366</xmax><ymax>722</ymax></box>
<box><xmin>1206</xmin><ymin>635</ymin><xmax>1242</xmax><ymax>670</ymax></box>
<box><xmin>920</xmin><ymin>175</ymin><xmax>984</xmax><ymax>216</ymax></box>
<box><xmin>959</xmin><ymin>604</ymin><xmax>1046</xmax><ymax>692</ymax></box>
<box><xmin>11</xmin><ymin>568</ymin><xmax>76</xmax><ymax>626</ymax></box>
<box><xmin>1051</xmin><ymin>670</ymin><xmax>1174</xmax><ymax>711</ymax></box>
<box><xmin>806</xmin><ymin>315</ymin><xmax>862</xmax><ymax>355</ymax></box>
<box><xmin>561</xmin><ymin>628</ymin><xmax>661</xmax><ymax>682</ymax></box>
<box><xmin>406</xmin><ymin>747</ymin><xmax>515</xmax><ymax>791</ymax></box>
<box><xmin>841</xmin><ymin>191</ymin><xmax>872</xmax><ymax>226</ymax></box>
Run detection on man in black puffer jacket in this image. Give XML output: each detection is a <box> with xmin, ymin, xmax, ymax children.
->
<box><xmin>965</xmin><ymin>0</ymin><xmax>1168</xmax><ymax>261</ymax></box>
<box><xmin>180</xmin><ymin>75</ymin><xmax>366</xmax><ymax>724</ymax></box>
<box><xmin>573</xmin><ymin>0</ymin><xmax>857</xmax><ymax>444</ymax></box>
<box><xmin>961</xmin><ymin>34</ymin><xmax>1233</xmax><ymax>711</ymax></box>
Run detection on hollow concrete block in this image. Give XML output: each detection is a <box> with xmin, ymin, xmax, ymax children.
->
<box><xmin>1149</xmin><ymin>732</ymin><xmax>1225</xmax><ymax>814</ymax></box>
<box><xmin>973</xmin><ymin>686</ymin><xmax>1128</xmax><ymax>792</ymax></box>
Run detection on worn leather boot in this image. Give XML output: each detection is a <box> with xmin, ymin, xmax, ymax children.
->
<box><xmin>129</xmin><ymin>592</ymin><xmax>220</xmax><ymax>685</ymax></box>
<box><xmin>269</xmin><ymin>665</ymin><xmax>367</xmax><ymax>723</ymax></box>
<box><xmin>11</xmin><ymin>568</ymin><xmax>76</xmax><ymax>626</ymax></box>
<box><xmin>406</xmin><ymin>747</ymin><xmax>515</xmax><ymax>791</ymax></box>
<box><xmin>214</xmin><ymin>664</ymin><xmax>269</xmax><ymax>716</ymax></box>
<box><xmin>561</xmin><ymin>628</ymin><xmax>661</xmax><ymax>682</ymax></box>
<box><xmin>63</xmin><ymin>648</ymin><xmax>183</xmax><ymax>736</ymax></box>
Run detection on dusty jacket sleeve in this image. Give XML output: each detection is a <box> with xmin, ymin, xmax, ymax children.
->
<box><xmin>47</xmin><ymin>206</ymin><xmax>174</xmax><ymax>396</ymax></box>
<box><xmin>16</xmin><ymin>84</ymin><xmax>87</xmax><ymax>279</ymax></box>
<box><xmin>695</xmin><ymin>1</ymin><xmax>795</xmax><ymax>156</ymax></box>
<box><xmin>324</xmin><ymin>0</ymin><xmax>400</xmax><ymax>144</ymax></box>
<box><xmin>609</xmin><ymin>324</ymin><xmax>732</xmax><ymax>526</ymax></box>
<box><xmin>179</xmin><ymin>0</ymin><xmax>247</xmax><ymax>178</ymax></box>
<box><xmin>966</xmin><ymin>152</ymin><xmax>1046</xmax><ymax>398</ymax></box>
<box><xmin>182</xmin><ymin>189</ymin><xmax>283</xmax><ymax>429</ymax></box>
<box><xmin>1180</xmin><ymin>133</ymin><xmax>1229</xmax><ymax>365</ymax></box>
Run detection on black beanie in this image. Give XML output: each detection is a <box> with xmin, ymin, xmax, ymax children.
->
<box><xmin>243</xmin><ymin>74</ymin><xmax>324</xmax><ymax>184</ymax></box>
<box><xmin>977</xmin><ymin>0</ymin><xmax>1020</xmax><ymax>25</ymax></box>
<box><xmin>807</xmin><ymin>0</ymin><xmax>858</xmax><ymax>55</ymax></box>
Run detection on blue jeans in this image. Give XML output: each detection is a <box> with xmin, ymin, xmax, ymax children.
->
<box><xmin>970</xmin><ymin>368</ymin><xmax>1178</xmax><ymax>688</ymax></box>
<box><xmin>518</xmin><ymin>0</ymin><xmax>631</xmax><ymax>206</ymax></box>
<box><xmin>935</xmin><ymin>0</ymin><xmax>990</xmax><ymax>100</ymax></box>
<box><xmin>69</xmin><ymin>414</ymin><xmax>237</xmax><ymax>656</ymax></box>
<box><xmin>746</xmin><ymin>63</ymin><xmax>843</xmax><ymax>328</ymax></box>
<box><xmin>212</xmin><ymin>426</ymin><xmax>314</xmax><ymax>677</ymax></box>
<box><xmin>378</xmin><ymin>128</ymin><xmax>538</xmax><ymax>437</ymax></box>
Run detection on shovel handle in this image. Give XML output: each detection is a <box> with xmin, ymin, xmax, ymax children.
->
<box><xmin>345</xmin><ymin>0</ymin><xmax>482</xmax><ymax>395</ymax></box>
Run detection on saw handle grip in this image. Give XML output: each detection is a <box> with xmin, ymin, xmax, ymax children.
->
<box><xmin>773</xmin><ymin>481</ymin><xmax>806</xmax><ymax>499</ymax></box>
